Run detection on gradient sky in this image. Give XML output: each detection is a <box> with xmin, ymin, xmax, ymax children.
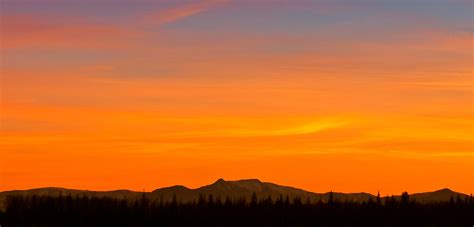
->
<box><xmin>1</xmin><ymin>0</ymin><xmax>473</xmax><ymax>195</ymax></box>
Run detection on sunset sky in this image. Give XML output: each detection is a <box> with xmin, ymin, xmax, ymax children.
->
<box><xmin>1</xmin><ymin>0</ymin><xmax>473</xmax><ymax>195</ymax></box>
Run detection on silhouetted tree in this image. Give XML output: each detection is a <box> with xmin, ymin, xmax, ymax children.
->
<box><xmin>264</xmin><ymin>196</ymin><xmax>273</xmax><ymax>206</ymax></box>
<box><xmin>170</xmin><ymin>193</ymin><xmax>178</xmax><ymax>207</ymax></box>
<box><xmin>198</xmin><ymin>194</ymin><xmax>206</xmax><ymax>206</ymax></box>
<box><xmin>208</xmin><ymin>194</ymin><xmax>214</xmax><ymax>206</ymax></box>
<box><xmin>328</xmin><ymin>191</ymin><xmax>334</xmax><ymax>205</ymax></box>
<box><xmin>284</xmin><ymin>195</ymin><xmax>290</xmax><ymax>207</ymax></box>
<box><xmin>215</xmin><ymin>195</ymin><xmax>222</xmax><ymax>206</ymax></box>
<box><xmin>376</xmin><ymin>191</ymin><xmax>381</xmax><ymax>205</ymax></box>
<box><xmin>250</xmin><ymin>192</ymin><xmax>258</xmax><ymax>206</ymax></box>
<box><xmin>293</xmin><ymin>197</ymin><xmax>302</xmax><ymax>206</ymax></box>
<box><xmin>456</xmin><ymin>195</ymin><xmax>463</xmax><ymax>205</ymax></box>
<box><xmin>449</xmin><ymin>196</ymin><xmax>455</xmax><ymax>205</ymax></box>
<box><xmin>367</xmin><ymin>196</ymin><xmax>374</xmax><ymax>205</ymax></box>
<box><xmin>224</xmin><ymin>196</ymin><xmax>232</xmax><ymax>207</ymax></box>
<box><xmin>276</xmin><ymin>194</ymin><xmax>284</xmax><ymax>206</ymax></box>
<box><xmin>401</xmin><ymin>192</ymin><xmax>409</xmax><ymax>205</ymax></box>
<box><xmin>3</xmin><ymin>192</ymin><xmax>473</xmax><ymax>227</ymax></box>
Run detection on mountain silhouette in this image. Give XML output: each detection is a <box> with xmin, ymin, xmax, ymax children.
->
<box><xmin>0</xmin><ymin>179</ymin><xmax>468</xmax><ymax>210</ymax></box>
<box><xmin>409</xmin><ymin>188</ymin><xmax>466</xmax><ymax>202</ymax></box>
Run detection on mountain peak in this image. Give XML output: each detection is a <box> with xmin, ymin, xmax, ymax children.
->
<box><xmin>212</xmin><ymin>178</ymin><xmax>262</xmax><ymax>186</ymax></box>
<box><xmin>1</xmin><ymin>182</ymin><xmax>467</xmax><ymax>206</ymax></box>
<box><xmin>152</xmin><ymin>185</ymin><xmax>189</xmax><ymax>193</ymax></box>
<box><xmin>237</xmin><ymin>179</ymin><xmax>262</xmax><ymax>183</ymax></box>
<box><xmin>214</xmin><ymin>178</ymin><xmax>226</xmax><ymax>184</ymax></box>
<box><xmin>436</xmin><ymin>188</ymin><xmax>454</xmax><ymax>193</ymax></box>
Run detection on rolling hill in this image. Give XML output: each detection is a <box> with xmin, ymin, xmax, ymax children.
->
<box><xmin>0</xmin><ymin>179</ymin><xmax>469</xmax><ymax>211</ymax></box>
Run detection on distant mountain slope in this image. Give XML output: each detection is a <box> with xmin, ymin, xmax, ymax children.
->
<box><xmin>410</xmin><ymin>188</ymin><xmax>468</xmax><ymax>203</ymax></box>
<box><xmin>0</xmin><ymin>179</ymin><xmax>468</xmax><ymax>210</ymax></box>
<box><xmin>151</xmin><ymin>179</ymin><xmax>322</xmax><ymax>203</ymax></box>
<box><xmin>0</xmin><ymin>187</ymin><xmax>142</xmax><ymax>211</ymax></box>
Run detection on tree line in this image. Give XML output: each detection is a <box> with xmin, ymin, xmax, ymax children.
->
<box><xmin>1</xmin><ymin>191</ymin><xmax>473</xmax><ymax>227</ymax></box>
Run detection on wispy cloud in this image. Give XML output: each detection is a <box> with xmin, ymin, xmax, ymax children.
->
<box><xmin>143</xmin><ymin>0</ymin><xmax>229</xmax><ymax>26</ymax></box>
<box><xmin>161</xmin><ymin>118</ymin><xmax>349</xmax><ymax>138</ymax></box>
<box><xmin>1</xmin><ymin>0</ymin><xmax>230</xmax><ymax>50</ymax></box>
<box><xmin>1</xmin><ymin>15</ymin><xmax>133</xmax><ymax>50</ymax></box>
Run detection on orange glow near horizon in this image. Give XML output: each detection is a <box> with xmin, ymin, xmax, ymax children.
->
<box><xmin>1</xmin><ymin>0</ymin><xmax>473</xmax><ymax>195</ymax></box>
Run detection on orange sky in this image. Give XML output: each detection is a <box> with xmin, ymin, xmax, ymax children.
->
<box><xmin>1</xmin><ymin>0</ymin><xmax>473</xmax><ymax>195</ymax></box>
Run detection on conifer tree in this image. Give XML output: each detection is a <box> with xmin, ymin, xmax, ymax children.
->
<box><xmin>328</xmin><ymin>191</ymin><xmax>334</xmax><ymax>205</ymax></box>
<box><xmin>401</xmin><ymin>192</ymin><xmax>409</xmax><ymax>205</ymax></box>
<box><xmin>376</xmin><ymin>191</ymin><xmax>381</xmax><ymax>205</ymax></box>
<box><xmin>250</xmin><ymin>192</ymin><xmax>258</xmax><ymax>206</ymax></box>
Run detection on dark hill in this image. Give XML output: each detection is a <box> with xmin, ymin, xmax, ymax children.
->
<box><xmin>0</xmin><ymin>179</ymin><xmax>468</xmax><ymax>210</ymax></box>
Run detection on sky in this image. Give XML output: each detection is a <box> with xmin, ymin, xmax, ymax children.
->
<box><xmin>0</xmin><ymin>0</ymin><xmax>473</xmax><ymax>195</ymax></box>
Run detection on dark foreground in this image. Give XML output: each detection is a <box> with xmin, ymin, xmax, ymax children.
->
<box><xmin>1</xmin><ymin>193</ymin><xmax>473</xmax><ymax>227</ymax></box>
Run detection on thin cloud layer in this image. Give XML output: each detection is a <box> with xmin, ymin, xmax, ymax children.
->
<box><xmin>1</xmin><ymin>0</ymin><xmax>472</xmax><ymax>194</ymax></box>
<box><xmin>143</xmin><ymin>0</ymin><xmax>229</xmax><ymax>26</ymax></box>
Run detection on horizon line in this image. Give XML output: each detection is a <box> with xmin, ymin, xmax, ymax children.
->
<box><xmin>1</xmin><ymin>178</ymin><xmax>470</xmax><ymax>196</ymax></box>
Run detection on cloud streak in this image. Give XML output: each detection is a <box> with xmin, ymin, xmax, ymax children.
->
<box><xmin>143</xmin><ymin>0</ymin><xmax>229</xmax><ymax>26</ymax></box>
<box><xmin>1</xmin><ymin>0</ymin><xmax>230</xmax><ymax>50</ymax></box>
<box><xmin>1</xmin><ymin>15</ymin><xmax>135</xmax><ymax>50</ymax></box>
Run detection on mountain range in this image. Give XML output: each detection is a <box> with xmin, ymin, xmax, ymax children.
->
<box><xmin>0</xmin><ymin>178</ymin><xmax>468</xmax><ymax>210</ymax></box>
